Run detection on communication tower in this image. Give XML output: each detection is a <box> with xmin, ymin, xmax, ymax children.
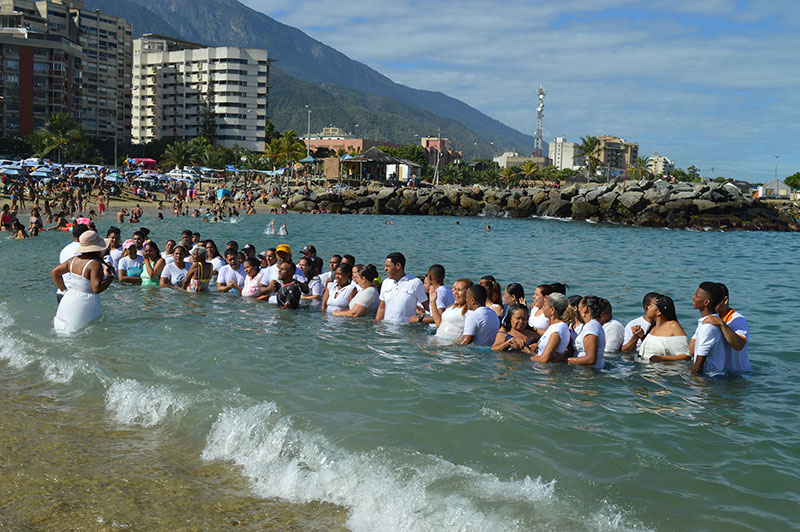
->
<box><xmin>533</xmin><ymin>85</ymin><xmax>545</xmax><ymax>157</ymax></box>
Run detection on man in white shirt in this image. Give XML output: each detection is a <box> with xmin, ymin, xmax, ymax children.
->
<box><xmin>319</xmin><ymin>254</ymin><xmax>341</xmax><ymax>286</ymax></box>
<box><xmin>599</xmin><ymin>298</ymin><xmax>625</xmax><ymax>353</ymax></box>
<box><xmin>691</xmin><ymin>282</ymin><xmax>729</xmax><ymax>375</ymax></box>
<box><xmin>106</xmin><ymin>226</ymin><xmax>122</xmax><ymax>270</ymax></box>
<box><xmin>376</xmin><ymin>252</ymin><xmax>428</xmax><ymax>324</ymax></box>
<box><xmin>56</xmin><ymin>223</ymin><xmax>88</xmax><ymax>302</ymax></box>
<box><xmin>458</xmin><ymin>284</ymin><xmax>500</xmax><ymax>346</ymax></box>
<box><xmin>216</xmin><ymin>249</ymin><xmax>246</xmax><ymax>292</ymax></box>
<box><xmin>621</xmin><ymin>292</ymin><xmax>660</xmax><ymax>353</ymax></box>
<box><xmin>694</xmin><ymin>283</ymin><xmax>751</xmax><ymax>373</ymax></box>
<box><xmin>260</xmin><ymin>243</ymin><xmax>307</xmax><ymax>298</ymax></box>
<box><xmin>411</xmin><ymin>264</ymin><xmax>454</xmax><ymax>324</ymax></box>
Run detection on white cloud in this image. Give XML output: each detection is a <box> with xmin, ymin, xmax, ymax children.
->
<box><xmin>243</xmin><ymin>0</ymin><xmax>800</xmax><ymax>178</ymax></box>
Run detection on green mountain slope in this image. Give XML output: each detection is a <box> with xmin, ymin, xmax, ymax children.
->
<box><xmin>85</xmin><ymin>0</ymin><xmax>532</xmax><ymax>158</ymax></box>
<box><xmin>119</xmin><ymin>0</ymin><xmax>533</xmax><ymax>153</ymax></box>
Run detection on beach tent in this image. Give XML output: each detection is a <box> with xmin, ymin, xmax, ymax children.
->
<box><xmin>344</xmin><ymin>146</ymin><xmax>408</xmax><ymax>181</ymax></box>
<box><xmin>216</xmin><ymin>188</ymin><xmax>232</xmax><ymax>199</ymax></box>
<box><xmin>299</xmin><ymin>155</ymin><xmax>317</xmax><ymax>163</ymax></box>
<box><xmin>105</xmin><ymin>174</ymin><xmax>126</xmax><ymax>183</ymax></box>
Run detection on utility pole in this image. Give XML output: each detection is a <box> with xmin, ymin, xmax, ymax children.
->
<box><xmin>774</xmin><ymin>155</ymin><xmax>779</xmax><ymax>182</ymax></box>
<box><xmin>434</xmin><ymin>128</ymin><xmax>441</xmax><ymax>186</ymax></box>
<box><xmin>534</xmin><ymin>85</ymin><xmax>545</xmax><ymax>157</ymax></box>
<box><xmin>305</xmin><ymin>105</ymin><xmax>311</xmax><ymax>158</ymax></box>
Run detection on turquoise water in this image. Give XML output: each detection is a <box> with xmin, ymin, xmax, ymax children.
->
<box><xmin>1</xmin><ymin>213</ymin><xmax>799</xmax><ymax>531</ymax></box>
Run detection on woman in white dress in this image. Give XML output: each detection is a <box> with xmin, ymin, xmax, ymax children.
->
<box><xmin>321</xmin><ymin>263</ymin><xmax>357</xmax><ymax>314</ymax></box>
<box><xmin>568</xmin><ymin>295</ymin><xmax>607</xmax><ymax>369</ymax></box>
<box><xmin>530</xmin><ymin>293</ymin><xmax>571</xmax><ymax>363</ymax></box>
<box><xmin>51</xmin><ymin>230</ymin><xmax>115</xmax><ymax>333</ymax></box>
<box><xmin>636</xmin><ymin>295</ymin><xmax>690</xmax><ymax>363</ymax></box>
<box><xmin>430</xmin><ymin>278</ymin><xmax>472</xmax><ymax>342</ymax></box>
<box><xmin>527</xmin><ymin>284</ymin><xmax>553</xmax><ymax>335</ymax></box>
<box><xmin>333</xmin><ymin>264</ymin><xmax>380</xmax><ymax>318</ymax></box>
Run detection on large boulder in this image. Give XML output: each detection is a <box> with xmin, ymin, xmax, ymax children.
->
<box><xmin>571</xmin><ymin>201</ymin><xmax>599</xmax><ymax>221</ymax></box>
<box><xmin>376</xmin><ymin>187</ymin><xmax>396</xmax><ymax>201</ymax></box>
<box><xmin>618</xmin><ymin>191</ymin><xmax>647</xmax><ymax>213</ymax></box>
<box><xmin>597</xmin><ymin>191</ymin><xmax>618</xmax><ymax>210</ymax></box>
<box><xmin>538</xmin><ymin>198</ymin><xmax>572</xmax><ymax>218</ymax></box>
<box><xmin>693</xmin><ymin>199</ymin><xmax>718</xmax><ymax>213</ymax></box>
<box><xmin>585</xmin><ymin>184</ymin><xmax>610</xmax><ymax>203</ymax></box>
<box><xmin>532</xmin><ymin>190</ymin><xmax>549</xmax><ymax>206</ymax></box>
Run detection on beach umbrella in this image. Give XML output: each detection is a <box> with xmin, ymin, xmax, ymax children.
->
<box><xmin>0</xmin><ymin>168</ymin><xmax>20</xmax><ymax>175</ymax></box>
<box><xmin>104</xmin><ymin>175</ymin><xmax>126</xmax><ymax>183</ymax></box>
<box><xmin>216</xmin><ymin>188</ymin><xmax>232</xmax><ymax>199</ymax></box>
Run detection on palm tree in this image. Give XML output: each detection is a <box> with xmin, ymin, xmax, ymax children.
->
<box><xmin>198</xmin><ymin>149</ymin><xmax>224</xmax><ymax>170</ymax></box>
<box><xmin>520</xmin><ymin>160</ymin><xmax>546</xmax><ymax>187</ymax></box>
<box><xmin>500</xmin><ymin>166</ymin><xmax>521</xmax><ymax>188</ymax></box>
<box><xmin>30</xmin><ymin>112</ymin><xmax>86</xmax><ymax>163</ymax></box>
<box><xmin>276</xmin><ymin>130</ymin><xmax>306</xmax><ymax>188</ymax></box>
<box><xmin>622</xmin><ymin>156</ymin><xmax>651</xmax><ymax>193</ymax></box>
<box><xmin>162</xmin><ymin>140</ymin><xmax>198</xmax><ymax>170</ymax></box>
<box><xmin>575</xmin><ymin>136</ymin><xmax>600</xmax><ymax>177</ymax></box>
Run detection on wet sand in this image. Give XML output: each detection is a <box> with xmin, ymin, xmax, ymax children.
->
<box><xmin>0</xmin><ymin>368</ymin><xmax>348</xmax><ymax>531</ymax></box>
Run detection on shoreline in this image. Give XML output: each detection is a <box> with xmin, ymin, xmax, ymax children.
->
<box><xmin>4</xmin><ymin>179</ymin><xmax>799</xmax><ymax>232</ymax></box>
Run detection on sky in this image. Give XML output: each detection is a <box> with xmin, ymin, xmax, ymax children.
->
<box><xmin>242</xmin><ymin>0</ymin><xmax>799</xmax><ymax>181</ymax></box>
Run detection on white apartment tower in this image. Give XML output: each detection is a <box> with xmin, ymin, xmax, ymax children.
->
<box><xmin>648</xmin><ymin>153</ymin><xmax>674</xmax><ymax>176</ymax></box>
<box><xmin>132</xmin><ymin>34</ymin><xmax>269</xmax><ymax>151</ymax></box>
<box><xmin>548</xmin><ymin>137</ymin><xmax>579</xmax><ymax>170</ymax></box>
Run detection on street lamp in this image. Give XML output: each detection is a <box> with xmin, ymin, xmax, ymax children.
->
<box><xmin>305</xmin><ymin>105</ymin><xmax>311</xmax><ymax>158</ymax></box>
<box><xmin>774</xmin><ymin>155</ymin><xmax>779</xmax><ymax>183</ymax></box>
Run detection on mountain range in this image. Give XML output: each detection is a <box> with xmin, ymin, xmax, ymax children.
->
<box><xmin>85</xmin><ymin>0</ymin><xmax>534</xmax><ymax>159</ymax></box>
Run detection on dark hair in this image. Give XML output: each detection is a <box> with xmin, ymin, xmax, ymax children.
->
<box><xmin>505</xmin><ymin>282</ymin><xmax>524</xmax><ymax>302</ymax></box>
<box><xmin>468</xmin><ymin>284</ymin><xmax>488</xmax><ymax>306</ymax></box>
<box><xmin>106</xmin><ymin>226</ymin><xmax>121</xmax><ymax>236</ymax></box>
<box><xmin>698</xmin><ymin>281</ymin><xmax>724</xmax><ymax>309</ymax></box>
<box><xmin>568</xmin><ymin>295</ymin><xmax>582</xmax><ymax>308</ymax></box>
<box><xmin>205</xmin><ymin>239</ymin><xmax>219</xmax><ymax>258</ymax></box>
<box><xmin>330</xmin><ymin>254</ymin><xmax>342</xmax><ymax>261</ymax></box>
<box><xmin>502</xmin><ymin>303</ymin><xmax>530</xmax><ymax>331</ymax></box>
<box><xmin>312</xmin><ymin>256</ymin><xmax>323</xmax><ymax>273</ymax></box>
<box><xmin>428</xmin><ymin>264</ymin><xmax>446</xmax><ymax>284</ymax></box>
<box><xmin>550</xmin><ymin>282</ymin><xmax>567</xmax><ymax>294</ymax></box>
<box><xmin>386</xmin><ymin>252</ymin><xmax>405</xmax><ymax>268</ymax></box>
<box><xmin>72</xmin><ymin>223</ymin><xmax>88</xmax><ymax>239</ymax></box>
<box><xmin>133</xmin><ymin>230</ymin><xmax>144</xmax><ymax>239</ymax></box>
<box><xmin>226</xmin><ymin>240</ymin><xmax>239</xmax><ymax>250</ymax></box>
<box><xmin>480</xmin><ymin>275</ymin><xmax>502</xmax><ymax>304</ymax></box>
<box><xmin>144</xmin><ymin>240</ymin><xmax>161</xmax><ymax>256</ymax></box>
<box><xmin>599</xmin><ymin>298</ymin><xmax>612</xmax><ymax>317</ymax></box>
<box><xmin>336</xmin><ymin>263</ymin><xmax>353</xmax><ymax>281</ymax></box>
<box><xmin>138</xmin><ymin>227</ymin><xmax>150</xmax><ymax>237</ymax></box>
<box><xmin>580</xmin><ymin>296</ymin><xmax>604</xmax><ymax>320</ymax></box>
<box><xmin>642</xmin><ymin>291</ymin><xmax>660</xmax><ymax>310</ymax></box>
<box><xmin>182</xmin><ymin>230</ymin><xmax>192</xmax><ymax>237</ymax></box>
<box><xmin>359</xmin><ymin>264</ymin><xmax>379</xmax><ymax>286</ymax></box>
<box><xmin>718</xmin><ymin>283</ymin><xmax>729</xmax><ymax>299</ymax></box>
<box><xmin>645</xmin><ymin>294</ymin><xmax>678</xmax><ymax>337</ymax></box>
<box><xmin>173</xmin><ymin>244</ymin><xmax>187</xmax><ymax>254</ymax></box>
<box><xmin>281</xmin><ymin>261</ymin><xmax>297</xmax><ymax>274</ymax></box>
<box><xmin>243</xmin><ymin>257</ymin><xmax>259</xmax><ymax>269</ymax></box>
<box><xmin>192</xmin><ymin>232</ymin><xmax>200</xmax><ymax>238</ymax></box>
<box><xmin>268</xmin><ymin>247</ymin><xmax>276</xmax><ymax>254</ymax></box>
<box><xmin>342</xmin><ymin>254</ymin><xmax>355</xmax><ymax>265</ymax></box>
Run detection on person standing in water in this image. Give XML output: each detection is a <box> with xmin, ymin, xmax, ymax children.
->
<box><xmin>51</xmin><ymin>231</ymin><xmax>115</xmax><ymax>333</ymax></box>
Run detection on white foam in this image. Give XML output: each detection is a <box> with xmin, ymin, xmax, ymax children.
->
<box><xmin>202</xmin><ymin>402</ymin><xmax>556</xmax><ymax>532</ymax></box>
<box><xmin>41</xmin><ymin>358</ymin><xmax>81</xmax><ymax>383</ymax></box>
<box><xmin>105</xmin><ymin>379</ymin><xmax>188</xmax><ymax>427</ymax></box>
<box><xmin>0</xmin><ymin>306</ymin><xmax>35</xmax><ymax>369</ymax></box>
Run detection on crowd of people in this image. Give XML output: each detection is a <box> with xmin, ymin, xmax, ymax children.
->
<box><xmin>49</xmin><ymin>221</ymin><xmax>751</xmax><ymax>377</ymax></box>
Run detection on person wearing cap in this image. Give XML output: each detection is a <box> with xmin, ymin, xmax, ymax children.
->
<box><xmin>51</xmin><ymin>230</ymin><xmax>115</xmax><ymax>333</ymax></box>
<box><xmin>117</xmin><ymin>239</ymin><xmax>144</xmax><ymax>285</ymax></box>
<box><xmin>301</xmin><ymin>245</ymin><xmax>317</xmax><ymax>260</ymax></box>
<box><xmin>259</xmin><ymin>243</ymin><xmax>307</xmax><ymax>299</ymax></box>
<box><xmin>242</xmin><ymin>243</ymin><xmax>257</xmax><ymax>261</ymax></box>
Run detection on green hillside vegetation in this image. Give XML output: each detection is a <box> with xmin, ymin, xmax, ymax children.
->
<box><xmin>86</xmin><ymin>0</ymin><xmax>532</xmax><ymax>158</ymax></box>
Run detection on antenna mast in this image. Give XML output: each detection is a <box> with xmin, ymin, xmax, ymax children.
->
<box><xmin>534</xmin><ymin>85</ymin><xmax>545</xmax><ymax>157</ymax></box>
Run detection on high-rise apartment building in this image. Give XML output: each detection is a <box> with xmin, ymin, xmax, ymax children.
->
<box><xmin>0</xmin><ymin>0</ymin><xmax>82</xmax><ymax>137</ymax></box>
<box><xmin>69</xmin><ymin>1</ymin><xmax>132</xmax><ymax>143</ymax></box>
<box><xmin>0</xmin><ymin>0</ymin><xmax>130</xmax><ymax>142</ymax></box>
<box><xmin>548</xmin><ymin>137</ymin><xmax>580</xmax><ymax>170</ymax></box>
<box><xmin>132</xmin><ymin>34</ymin><xmax>270</xmax><ymax>151</ymax></box>
<box><xmin>647</xmin><ymin>153</ymin><xmax>674</xmax><ymax>176</ymax></box>
<box><xmin>596</xmin><ymin>135</ymin><xmax>638</xmax><ymax>172</ymax></box>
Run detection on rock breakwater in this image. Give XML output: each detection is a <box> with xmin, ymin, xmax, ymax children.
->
<box><xmin>268</xmin><ymin>179</ymin><xmax>799</xmax><ymax>231</ymax></box>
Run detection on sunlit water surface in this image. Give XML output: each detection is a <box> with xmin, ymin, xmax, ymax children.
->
<box><xmin>1</xmin><ymin>212</ymin><xmax>798</xmax><ymax>531</ymax></box>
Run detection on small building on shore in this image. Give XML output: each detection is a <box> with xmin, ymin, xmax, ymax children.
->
<box><xmin>756</xmin><ymin>179</ymin><xmax>792</xmax><ymax>199</ymax></box>
<box><xmin>493</xmin><ymin>152</ymin><xmax>549</xmax><ymax>169</ymax></box>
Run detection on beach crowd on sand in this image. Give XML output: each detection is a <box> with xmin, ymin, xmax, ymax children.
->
<box><xmin>48</xmin><ymin>218</ymin><xmax>751</xmax><ymax>377</ymax></box>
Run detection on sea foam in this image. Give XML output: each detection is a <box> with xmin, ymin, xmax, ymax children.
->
<box><xmin>202</xmin><ymin>402</ymin><xmax>557</xmax><ymax>532</ymax></box>
<box><xmin>105</xmin><ymin>379</ymin><xmax>188</xmax><ymax>427</ymax></box>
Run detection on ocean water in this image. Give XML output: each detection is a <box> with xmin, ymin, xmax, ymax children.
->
<box><xmin>1</xmin><ymin>213</ymin><xmax>799</xmax><ymax>531</ymax></box>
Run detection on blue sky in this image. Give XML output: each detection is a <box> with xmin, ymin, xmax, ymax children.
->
<box><xmin>243</xmin><ymin>0</ymin><xmax>799</xmax><ymax>181</ymax></box>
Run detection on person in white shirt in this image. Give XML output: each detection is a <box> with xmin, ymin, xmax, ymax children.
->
<box><xmin>621</xmin><ymin>292</ymin><xmax>660</xmax><ymax>353</ymax></box>
<box><xmin>376</xmin><ymin>252</ymin><xmax>428</xmax><ymax>324</ymax></box>
<box><xmin>429</xmin><ymin>278</ymin><xmax>472</xmax><ymax>342</ymax></box>
<box><xmin>568</xmin><ymin>296</ymin><xmax>606</xmax><ymax>369</ymax></box>
<box><xmin>691</xmin><ymin>282</ymin><xmax>729</xmax><ymax>375</ymax></box>
<box><xmin>298</xmin><ymin>256</ymin><xmax>324</xmax><ymax>300</ymax></box>
<box><xmin>105</xmin><ymin>226</ymin><xmax>122</xmax><ymax>271</ymax></box>
<box><xmin>159</xmin><ymin>245</ymin><xmax>191</xmax><ymax>290</ymax></box>
<box><xmin>321</xmin><ymin>263</ymin><xmax>357</xmax><ymax>313</ymax></box>
<box><xmin>420</xmin><ymin>264</ymin><xmax>454</xmax><ymax>321</ymax></box>
<box><xmin>319</xmin><ymin>254</ymin><xmax>341</xmax><ymax>287</ymax></box>
<box><xmin>56</xmin><ymin>223</ymin><xmax>88</xmax><ymax>302</ymax></box>
<box><xmin>599</xmin><ymin>298</ymin><xmax>625</xmax><ymax>353</ymax></box>
<box><xmin>216</xmin><ymin>249</ymin><xmax>246</xmax><ymax>292</ymax></box>
<box><xmin>260</xmin><ymin>243</ymin><xmax>307</xmax><ymax>292</ymax></box>
<box><xmin>636</xmin><ymin>295</ymin><xmax>690</xmax><ymax>363</ymax></box>
<box><xmin>161</xmin><ymin>239</ymin><xmax>176</xmax><ymax>265</ymax></box>
<box><xmin>333</xmin><ymin>264</ymin><xmax>380</xmax><ymax>317</ymax></box>
<box><xmin>457</xmin><ymin>284</ymin><xmax>500</xmax><ymax>346</ymax></box>
<box><xmin>702</xmin><ymin>283</ymin><xmax>750</xmax><ymax>373</ymax></box>
<box><xmin>530</xmin><ymin>292</ymin><xmax>571</xmax><ymax>363</ymax></box>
